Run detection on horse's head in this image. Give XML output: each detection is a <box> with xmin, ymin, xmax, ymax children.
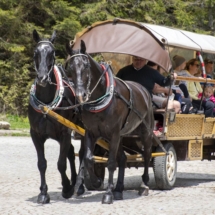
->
<box><xmin>33</xmin><ymin>30</ymin><xmax>56</xmax><ymax>87</ymax></box>
<box><xmin>65</xmin><ymin>40</ymin><xmax>91</xmax><ymax>103</ymax></box>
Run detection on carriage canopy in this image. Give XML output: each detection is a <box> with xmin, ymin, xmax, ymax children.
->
<box><xmin>72</xmin><ymin>18</ymin><xmax>215</xmax><ymax>72</ymax></box>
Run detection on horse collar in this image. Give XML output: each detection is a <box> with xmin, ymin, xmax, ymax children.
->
<box><xmin>84</xmin><ymin>63</ymin><xmax>115</xmax><ymax>113</ymax></box>
<box><xmin>30</xmin><ymin>65</ymin><xmax>65</xmax><ymax>113</ymax></box>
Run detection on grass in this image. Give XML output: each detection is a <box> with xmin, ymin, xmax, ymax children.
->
<box><xmin>0</xmin><ymin>114</ymin><xmax>30</xmax><ymax>130</ymax></box>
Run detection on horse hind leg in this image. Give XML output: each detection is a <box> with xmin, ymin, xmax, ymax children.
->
<box><xmin>31</xmin><ymin>130</ymin><xmax>50</xmax><ymax>204</ymax></box>
<box><xmin>138</xmin><ymin>124</ymin><xmax>153</xmax><ymax>196</ymax></box>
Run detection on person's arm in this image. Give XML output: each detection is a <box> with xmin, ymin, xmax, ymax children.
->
<box><xmin>153</xmin><ymin>84</ymin><xmax>172</xmax><ymax>95</ymax></box>
<box><xmin>210</xmin><ymin>96</ymin><xmax>215</xmax><ymax>103</ymax></box>
<box><xmin>187</xmin><ymin>82</ymin><xmax>199</xmax><ymax>100</ymax></box>
<box><xmin>196</xmin><ymin>82</ymin><xmax>203</xmax><ymax>93</ymax></box>
<box><xmin>154</xmin><ymin>69</ymin><xmax>176</xmax><ymax>87</ymax></box>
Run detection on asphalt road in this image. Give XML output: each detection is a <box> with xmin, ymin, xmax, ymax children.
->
<box><xmin>1</xmin><ymin>137</ymin><xmax>215</xmax><ymax>215</ymax></box>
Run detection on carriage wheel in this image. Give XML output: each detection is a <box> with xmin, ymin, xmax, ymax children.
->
<box><xmin>84</xmin><ymin>163</ymin><xmax>105</xmax><ymax>190</ymax></box>
<box><xmin>153</xmin><ymin>142</ymin><xmax>177</xmax><ymax>190</ymax></box>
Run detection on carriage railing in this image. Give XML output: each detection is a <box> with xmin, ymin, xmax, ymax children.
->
<box><xmin>176</xmin><ymin>76</ymin><xmax>215</xmax><ymax>84</ymax></box>
<box><xmin>40</xmin><ymin>106</ymin><xmax>166</xmax><ymax>162</ymax></box>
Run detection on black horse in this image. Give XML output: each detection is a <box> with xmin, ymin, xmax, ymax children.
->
<box><xmin>65</xmin><ymin>40</ymin><xmax>155</xmax><ymax>204</ymax></box>
<box><xmin>28</xmin><ymin>30</ymin><xmax>84</xmax><ymax>204</ymax></box>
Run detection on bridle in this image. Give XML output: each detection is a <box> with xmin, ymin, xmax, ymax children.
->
<box><xmin>65</xmin><ymin>53</ymin><xmax>108</xmax><ymax>102</ymax></box>
<box><xmin>34</xmin><ymin>40</ymin><xmax>56</xmax><ymax>85</ymax></box>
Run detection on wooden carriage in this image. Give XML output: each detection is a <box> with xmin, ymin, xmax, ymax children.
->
<box><xmin>43</xmin><ymin>19</ymin><xmax>215</xmax><ymax>190</ymax></box>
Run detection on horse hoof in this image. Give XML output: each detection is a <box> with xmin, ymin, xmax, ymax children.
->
<box><xmin>62</xmin><ymin>186</ymin><xmax>74</xmax><ymax>199</ymax></box>
<box><xmin>113</xmin><ymin>191</ymin><xmax>123</xmax><ymax>200</ymax></box>
<box><xmin>77</xmin><ymin>184</ymin><xmax>85</xmax><ymax>196</ymax></box>
<box><xmin>138</xmin><ymin>187</ymin><xmax>149</xmax><ymax>196</ymax></box>
<box><xmin>102</xmin><ymin>193</ymin><xmax>113</xmax><ymax>204</ymax></box>
<box><xmin>37</xmin><ymin>193</ymin><xmax>50</xmax><ymax>204</ymax></box>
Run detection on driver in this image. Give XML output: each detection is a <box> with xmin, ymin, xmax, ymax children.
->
<box><xmin>116</xmin><ymin>56</ymin><xmax>177</xmax><ymax>96</ymax></box>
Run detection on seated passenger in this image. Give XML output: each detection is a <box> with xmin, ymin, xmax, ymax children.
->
<box><xmin>198</xmin><ymin>85</ymin><xmax>215</xmax><ymax>115</ymax></box>
<box><xmin>205</xmin><ymin>58</ymin><xmax>214</xmax><ymax>79</ymax></box>
<box><xmin>116</xmin><ymin>56</ymin><xmax>177</xmax><ymax>96</ymax></box>
<box><xmin>152</xmin><ymin>83</ymin><xmax>181</xmax><ymax>113</ymax></box>
<box><xmin>148</xmin><ymin>61</ymin><xmax>195</xmax><ymax>114</ymax></box>
<box><xmin>182</xmin><ymin>58</ymin><xmax>214</xmax><ymax>117</ymax></box>
<box><xmin>172</xmin><ymin>55</ymin><xmax>191</xmax><ymax>98</ymax></box>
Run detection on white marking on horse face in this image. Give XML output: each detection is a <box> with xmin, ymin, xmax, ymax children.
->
<box><xmin>40</xmin><ymin>44</ymin><xmax>50</xmax><ymax>50</ymax></box>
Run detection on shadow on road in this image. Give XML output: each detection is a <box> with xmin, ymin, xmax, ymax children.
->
<box><xmin>26</xmin><ymin>172</ymin><xmax>215</xmax><ymax>204</ymax></box>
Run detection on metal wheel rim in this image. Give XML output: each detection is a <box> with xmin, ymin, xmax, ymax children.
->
<box><xmin>166</xmin><ymin>151</ymin><xmax>176</xmax><ymax>181</ymax></box>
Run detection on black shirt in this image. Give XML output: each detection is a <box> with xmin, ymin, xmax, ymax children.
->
<box><xmin>116</xmin><ymin>64</ymin><xmax>171</xmax><ymax>95</ymax></box>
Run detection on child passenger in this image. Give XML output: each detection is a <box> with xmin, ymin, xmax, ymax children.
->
<box><xmin>198</xmin><ymin>86</ymin><xmax>215</xmax><ymax>103</ymax></box>
<box><xmin>198</xmin><ymin>86</ymin><xmax>215</xmax><ymax>115</ymax></box>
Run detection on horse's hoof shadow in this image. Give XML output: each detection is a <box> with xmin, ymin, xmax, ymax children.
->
<box><xmin>113</xmin><ymin>191</ymin><xmax>123</xmax><ymax>200</ymax></box>
<box><xmin>138</xmin><ymin>187</ymin><xmax>149</xmax><ymax>196</ymax></box>
<box><xmin>37</xmin><ymin>193</ymin><xmax>50</xmax><ymax>204</ymax></box>
<box><xmin>62</xmin><ymin>186</ymin><xmax>74</xmax><ymax>199</ymax></box>
<box><xmin>101</xmin><ymin>193</ymin><xmax>113</xmax><ymax>204</ymax></box>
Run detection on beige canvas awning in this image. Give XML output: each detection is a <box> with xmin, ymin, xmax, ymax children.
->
<box><xmin>142</xmin><ymin>23</ymin><xmax>215</xmax><ymax>54</ymax></box>
<box><xmin>72</xmin><ymin>18</ymin><xmax>215</xmax><ymax>72</ymax></box>
<box><xmin>72</xmin><ymin>19</ymin><xmax>172</xmax><ymax>71</ymax></box>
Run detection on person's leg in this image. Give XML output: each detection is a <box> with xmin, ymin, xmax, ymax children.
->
<box><xmin>202</xmin><ymin>101</ymin><xmax>214</xmax><ymax>118</ymax></box>
<box><xmin>181</xmin><ymin>98</ymin><xmax>193</xmax><ymax>114</ymax></box>
<box><xmin>152</xmin><ymin>95</ymin><xmax>166</xmax><ymax>109</ymax></box>
<box><xmin>179</xmin><ymin>83</ymin><xmax>189</xmax><ymax>98</ymax></box>
<box><xmin>172</xmin><ymin>100</ymin><xmax>181</xmax><ymax>113</ymax></box>
<box><xmin>192</xmin><ymin>99</ymin><xmax>214</xmax><ymax>117</ymax></box>
<box><xmin>174</xmin><ymin>93</ymin><xmax>182</xmax><ymax>103</ymax></box>
<box><xmin>192</xmin><ymin>99</ymin><xmax>201</xmax><ymax>110</ymax></box>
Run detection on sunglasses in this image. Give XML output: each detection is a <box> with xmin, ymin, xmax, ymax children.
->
<box><xmin>193</xmin><ymin>64</ymin><xmax>199</xmax><ymax>68</ymax></box>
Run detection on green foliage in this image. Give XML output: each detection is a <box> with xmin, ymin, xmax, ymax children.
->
<box><xmin>0</xmin><ymin>0</ymin><xmax>215</xmax><ymax>117</ymax></box>
<box><xmin>0</xmin><ymin>113</ymin><xmax>30</xmax><ymax>129</ymax></box>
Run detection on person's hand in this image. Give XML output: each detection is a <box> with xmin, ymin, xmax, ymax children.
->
<box><xmin>165</xmin><ymin>88</ymin><xmax>172</xmax><ymax>96</ymax></box>
<box><xmin>171</xmin><ymin>72</ymin><xmax>177</xmax><ymax>79</ymax></box>
<box><xmin>175</xmin><ymin>89</ymin><xmax>181</xmax><ymax>94</ymax></box>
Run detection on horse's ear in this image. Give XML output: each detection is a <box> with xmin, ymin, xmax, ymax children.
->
<box><xmin>33</xmin><ymin>30</ymin><xmax>41</xmax><ymax>43</ymax></box>
<box><xmin>80</xmin><ymin>40</ymin><xmax>86</xmax><ymax>54</ymax></box>
<box><xmin>50</xmin><ymin>30</ymin><xmax>56</xmax><ymax>43</ymax></box>
<box><xmin>66</xmin><ymin>42</ymin><xmax>73</xmax><ymax>56</ymax></box>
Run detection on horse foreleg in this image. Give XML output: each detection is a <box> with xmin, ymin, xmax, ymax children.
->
<box><xmin>102</xmin><ymin>132</ymin><xmax>120</xmax><ymax>204</ymax></box>
<box><xmin>139</xmin><ymin>127</ymin><xmax>152</xmax><ymax>196</ymax></box>
<box><xmin>31</xmin><ymin>130</ymin><xmax>49</xmax><ymax>204</ymax></box>
<box><xmin>84</xmin><ymin>131</ymin><xmax>103</xmax><ymax>189</ymax></box>
<box><xmin>58</xmin><ymin>133</ymin><xmax>74</xmax><ymax>199</ymax></box>
<box><xmin>113</xmin><ymin>142</ymin><xmax>127</xmax><ymax>200</ymax></box>
<box><xmin>67</xmin><ymin>143</ymin><xmax>77</xmax><ymax>187</ymax></box>
<box><xmin>73</xmin><ymin>136</ymin><xmax>85</xmax><ymax>196</ymax></box>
